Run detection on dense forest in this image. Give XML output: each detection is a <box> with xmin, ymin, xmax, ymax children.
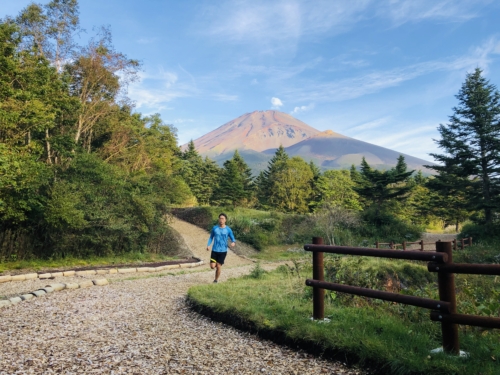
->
<box><xmin>1</xmin><ymin>1</ymin><xmax>500</xmax><ymax>261</ymax></box>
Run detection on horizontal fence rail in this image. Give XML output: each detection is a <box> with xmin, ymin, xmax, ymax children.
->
<box><xmin>375</xmin><ymin>237</ymin><xmax>472</xmax><ymax>251</ymax></box>
<box><xmin>304</xmin><ymin>244</ymin><xmax>448</xmax><ymax>263</ymax></box>
<box><xmin>305</xmin><ymin>280</ymin><xmax>451</xmax><ymax>313</ymax></box>
<box><xmin>428</xmin><ymin>262</ymin><xmax>500</xmax><ymax>275</ymax></box>
<box><xmin>304</xmin><ymin>237</ymin><xmax>499</xmax><ymax>355</ymax></box>
<box><xmin>430</xmin><ymin>311</ymin><xmax>500</xmax><ymax>329</ymax></box>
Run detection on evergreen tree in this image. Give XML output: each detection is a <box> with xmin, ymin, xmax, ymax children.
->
<box><xmin>308</xmin><ymin>161</ymin><xmax>322</xmax><ymax>210</ymax></box>
<box><xmin>214</xmin><ymin>159</ymin><xmax>245</xmax><ymax>206</ymax></box>
<box><xmin>257</xmin><ymin>145</ymin><xmax>288</xmax><ymax>207</ymax></box>
<box><xmin>356</xmin><ymin>156</ymin><xmax>414</xmax><ymax>220</ymax></box>
<box><xmin>183</xmin><ymin>140</ymin><xmax>198</xmax><ymax>161</ymax></box>
<box><xmin>231</xmin><ymin>150</ymin><xmax>254</xmax><ymax>203</ymax></box>
<box><xmin>428</xmin><ymin>68</ymin><xmax>500</xmax><ymax>224</ymax></box>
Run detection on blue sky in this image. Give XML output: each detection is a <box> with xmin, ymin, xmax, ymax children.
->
<box><xmin>2</xmin><ymin>0</ymin><xmax>500</xmax><ymax>162</ymax></box>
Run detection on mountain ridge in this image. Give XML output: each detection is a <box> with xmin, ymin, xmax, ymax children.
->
<box><xmin>183</xmin><ymin>110</ymin><xmax>434</xmax><ymax>174</ymax></box>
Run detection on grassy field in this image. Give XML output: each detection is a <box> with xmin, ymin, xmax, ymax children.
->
<box><xmin>188</xmin><ymin>251</ymin><xmax>500</xmax><ymax>375</ymax></box>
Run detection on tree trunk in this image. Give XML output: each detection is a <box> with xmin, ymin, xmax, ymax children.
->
<box><xmin>45</xmin><ymin>128</ymin><xmax>52</xmax><ymax>164</ymax></box>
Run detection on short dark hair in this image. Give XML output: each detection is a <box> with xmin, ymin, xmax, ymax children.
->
<box><xmin>219</xmin><ymin>213</ymin><xmax>227</xmax><ymax>220</ymax></box>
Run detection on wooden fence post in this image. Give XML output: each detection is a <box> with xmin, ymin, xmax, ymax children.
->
<box><xmin>461</xmin><ymin>238</ymin><xmax>465</xmax><ymax>250</ymax></box>
<box><xmin>403</xmin><ymin>241</ymin><xmax>406</xmax><ymax>251</ymax></box>
<box><xmin>376</xmin><ymin>241</ymin><xmax>379</xmax><ymax>249</ymax></box>
<box><xmin>436</xmin><ymin>241</ymin><xmax>459</xmax><ymax>354</ymax></box>
<box><xmin>453</xmin><ymin>239</ymin><xmax>457</xmax><ymax>251</ymax></box>
<box><xmin>312</xmin><ymin>237</ymin><xmax>325</xmax><ymax>320</ymax></box>
<box><xmin>420</xmin><ymin>240</ymin><xmax>424</xmax><ymax>251</ymax></box>
<box><xmin>390</xmin><ymin>241</ymin><xmax>394</xmax><ymax>249</ymax></box>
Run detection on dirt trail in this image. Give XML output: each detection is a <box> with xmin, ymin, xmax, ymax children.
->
<box><xmin>0</xmin><ymin>218</ymin><xmax>364</xmax><ymax>374</ymax></box>
<box><xmin>404</xmin><ymin>232</ymin><xmax>458</xmax><ymax>250</ymax></box>
<box><xmin>169</xmin><ymin>216</ymin><xmax>254</xmax><ymax>268</ymax></box>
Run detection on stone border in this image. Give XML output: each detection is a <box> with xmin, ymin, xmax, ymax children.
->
<box><xmin>0</xmin><ymin>258</ymin><xmax>204</xmax><ymax>284</ymax></box>
<box><xmin>0</xmin><ymin>279</ymin><xmax>109</xmax><ymax>309</ymax></box>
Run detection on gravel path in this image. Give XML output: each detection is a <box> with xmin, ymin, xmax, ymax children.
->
<box><xmin>0</xmin><ymin>219</ymin><xmax>364</xmax><ymax>375</ymax></box>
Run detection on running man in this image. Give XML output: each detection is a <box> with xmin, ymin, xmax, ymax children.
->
<box><xmin>206</xmin><ymin>213</ymin><xmax>235</xmax><ymax>283</ymax></box>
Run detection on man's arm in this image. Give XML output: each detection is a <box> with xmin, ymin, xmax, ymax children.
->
<box><xmin>228</xmin><ymin>228</ymin><xmax>236</xmax><ymax>247</ymax></box>
<box><xmin>207</xmin><ymin>227</ymin><xmax>214</xmax><ymax>251</ymax></box>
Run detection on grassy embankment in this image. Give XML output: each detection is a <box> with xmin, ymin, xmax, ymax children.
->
<box><xmin>0</xmin><ymin>252</ymin><xmax>181</xmax><ymax>274</ymax></box>
<box><xmin>188</xmin><ymin>243</ymin><xmax>500</xmax><ymax>375</ymax></box>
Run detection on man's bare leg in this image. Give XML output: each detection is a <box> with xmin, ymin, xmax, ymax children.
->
<box><xmin>215</xmin><ymin>263</ymin><xmax>222</xmax><ymax>281</ymax></box>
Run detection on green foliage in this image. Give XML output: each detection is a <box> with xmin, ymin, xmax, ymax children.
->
<box><xmin>270</xmin><ymin>157</ymin><xmax>314</xmax><ymax>213</ymax></box>
<box><xmin>0</xmin><ymin>4</ymin><xmax>194</xmax><ymax>262</ymax></box>
<box><xmin>429</xmin><ymin>68</ymin><xmax>500</xmax><ymax>225</ymax></box>
<box><xmin>356</xmin><ymin>156</ymin><xmax>414</xmax><ymax>221</ymax></box>
<box><xmin>213</xmin><ymin>150</ymin><xmax>254</xmax><ymax>207</ymax></box>
<box><xmin>314</xmin><ymin>169</ymin><xmax>361</xmax><ymax>211</ymax></box>
<box><xmin>248</xmin><ymin>262</ymin><xmax>267</xmax><ymax>279</ymax></box>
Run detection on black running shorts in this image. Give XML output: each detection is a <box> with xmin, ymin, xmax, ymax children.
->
<box><xmin>210</xmin><ymin>251</ymin><xmax>227</xmax><ymax>265</ymax></box>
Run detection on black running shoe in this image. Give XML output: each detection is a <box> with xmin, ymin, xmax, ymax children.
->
<box><xmin>213</xmin><ymin>280</ymin><xmax>218</xmax><ymax>283</ymax></box>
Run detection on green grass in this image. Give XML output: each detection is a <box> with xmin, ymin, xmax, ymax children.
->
<box><xmin>188</xmin><ymin>267</ymin><xmax>500</xmax><ymax>375</ymax></box>
<box><xmin>250</xmin><ymin>244</ymin><xmax>309</xmax><ymax>261</ymax></box>
<box><xmin>0</xmin><ymin>252</ymin><xmax>179</xmax><ymax>274</ymax></box>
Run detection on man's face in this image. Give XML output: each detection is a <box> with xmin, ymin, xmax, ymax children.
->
<box><xmin>218</xmin><ymin>215</ymin><xmax>226</xmax><ymax>225</ymax></box>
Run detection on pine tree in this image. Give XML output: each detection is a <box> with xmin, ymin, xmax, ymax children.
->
<box><xmin>356</xmin><ymin>156</ymin><xmax>414</xmax><ymax>220</ymax></box>
<box><xmin>428</xmin><ymin>68</ymin><xmax>500</xmax><ymax>224</ymax></box>
<box><xmin>214</xmin><ymin>159</ymin><xmax>245</xmax><ymax>206</ymax></box>
<box><xmin>257</xmin><ymin>145</ymin><xmax>288</xmax><ymax>207</ymax></box>
<box><xmin>231</xmin><ymin>150</ymin><xmax>254</xmax><ymax>203</ymax></box>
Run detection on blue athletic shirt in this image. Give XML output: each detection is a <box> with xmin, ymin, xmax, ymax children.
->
<box><xmin>207</xmin><ymin>225</ymin><xmax>236</xmax><ymax>253</ymax></box>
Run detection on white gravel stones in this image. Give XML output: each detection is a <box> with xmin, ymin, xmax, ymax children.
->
<box><xmin>10</xmin><ymin>275</ymin><xmax>26</xmax><ymax>282</ymax></box>
<box><xmin>0</xmin><ymin>266</ymin><xmax>364</xmax><ymax>375</ymax></box>
<box><xmin>51</xmin><ymin>272</ymin><xmax>64</xmax><ymax>277</ymax></box>
<box><xmin>64</xmin><ymin>282</ymin><xmax>79</xmax><ymax>289</ymax></box>
<box><xmin>38</xmin><ymin>273</ymin><xmax>51</xmax><ymax>279</ymax></box>
<box><xmin>8</xmin><ymin>296</ymin><xmax>22</xmax><ymax>304</ymax></box>
<box><xmin>92</xmin><ymin>279</ymin><xmax>109</xmax><ymax>286</ymax></box>
<box><xmin>63</xmin><ymin>270</ymin><xmax>76</xmax><ymax>277</ymax></box>
<box><xmin>108</xmin><ymin>269</ymin><xmax>118</xmax><ymax>274</ymax></box>
<box><xmin>24</xmin><ymin>273</ymin><xmax>38</xmax><ymax>280</ymax></box>
<box><xmin>96</xmin><ymin>269</ymin><xmax>109</xmax><ymax>275</ymax></box>
<box><xmin>0</xmin><ymin>300</ymin><xmax>12</xmax><ymax>308</ymax></box>
<box><xmin>0</xmin><ymin>275</ymin><xmax>12</xmax><ymax>283</ymax></box>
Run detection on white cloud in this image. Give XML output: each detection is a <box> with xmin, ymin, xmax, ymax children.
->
<box><xmin>350</xmin><ymin>117</ymin><xmax>391</xmax><ymax>132</ymax></box>
<box><xmin>379</xmin><ymin>0</ymin><xmax>491</xmax><ymax>26</ymax></box>
<box><xmin>281</xmin><ymin>37</ymin><xmax>500</xmax><ymax>103</ymax></box>
<box><xmin>197</xmin><ymin>0</ymin><xmax>486</xmax><ymax>54</ymax></box>
<box><xmin>271</xmin><ymin>97</ymin><xmax>284</xmax><ymax>109</ymax></box>
<box><xmin>291</xmin><ymin>103</ymin><xmax>315</xmax><ymax>114</ymax></box>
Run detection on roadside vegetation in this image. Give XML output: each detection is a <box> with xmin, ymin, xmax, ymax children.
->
<box><xmin>188</xmin><ymin>256</ymin><xmax>500</xmax><ymax>375</ymax></box>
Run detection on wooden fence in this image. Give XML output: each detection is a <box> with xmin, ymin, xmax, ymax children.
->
<box><xmin>304</xmin><ymin>237</ymin><xmax>500</xmax><ymax>355</ymax></box>
<box><xmin>375</xmin><ymin>237</ymin><xmax>472</xmax><ymax>251</ymax></box>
